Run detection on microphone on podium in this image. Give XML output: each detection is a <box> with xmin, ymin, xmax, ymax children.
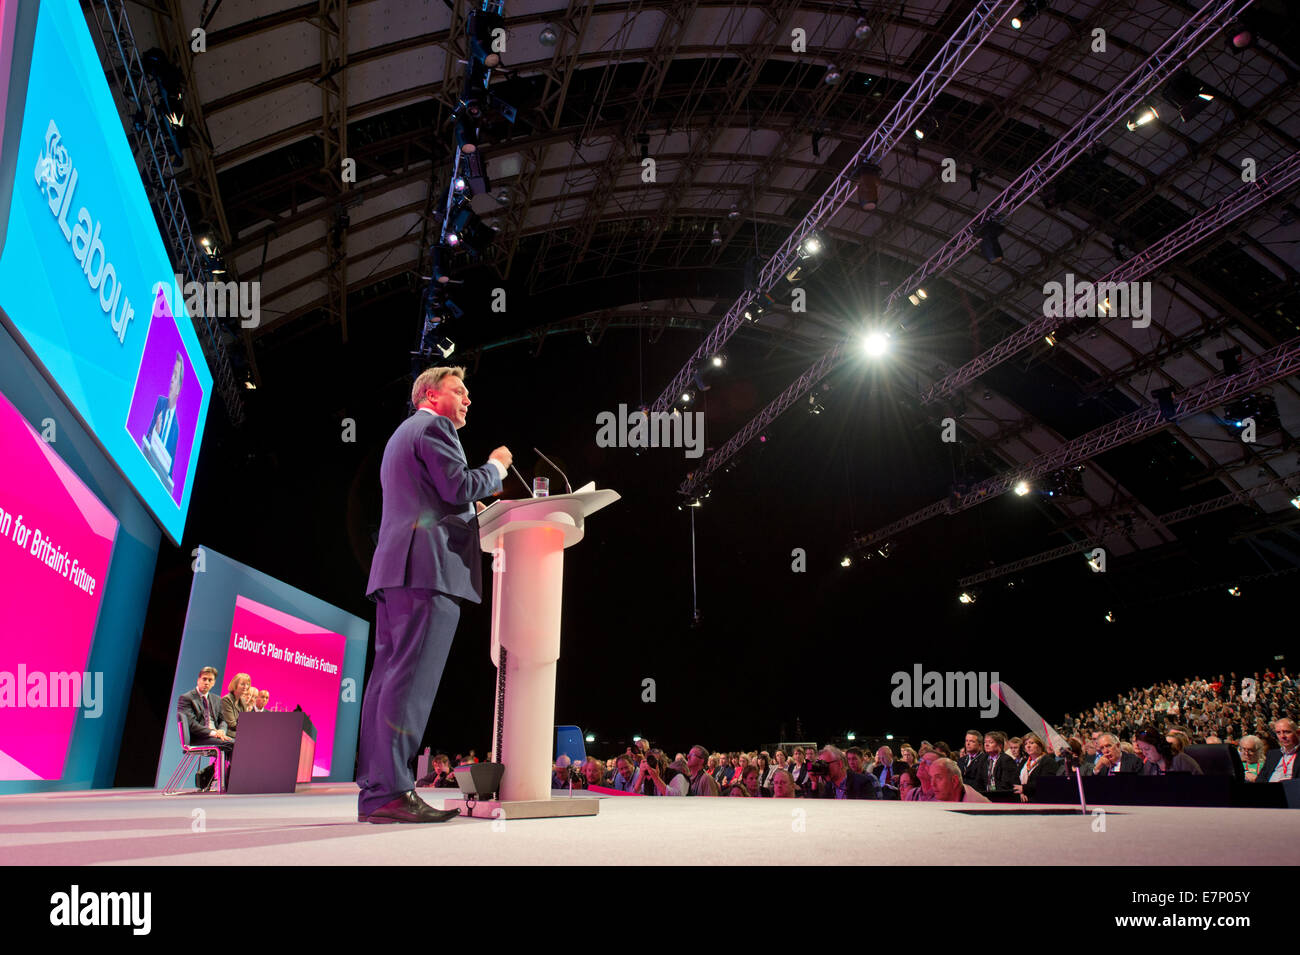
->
<box><xmin>509</xmin><ymin>464</ymin><xmax>536</xmax><ymax>497</ymax></box>
<box><xmin>533</xmin><ymin>448</ymin><xmax>572</xmax><ymax>494</ymax></box>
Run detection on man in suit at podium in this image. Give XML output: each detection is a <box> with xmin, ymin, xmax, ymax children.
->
<box><xmin>358</xmin><ymin>366</ymin><xmax>511</xmax><ymax>824</ymax></box>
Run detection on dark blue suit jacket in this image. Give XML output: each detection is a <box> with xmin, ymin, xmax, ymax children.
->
<box><xmin>149</xmin><ymin>396</ymin><xmax>181</xmax><ymax>475</ymax></box>
<box><xmin>177</xmin><ymin>688</ymin><xmax>227</xmax><ymax>743</ymax></box>
<box><xmin>366</xmin><ymin>410</ymin><xmax>502</xmax><ymax>602</ymax></box>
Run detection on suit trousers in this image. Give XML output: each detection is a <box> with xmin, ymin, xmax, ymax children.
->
<box><xmin>356</xmin><ymin>587</ymin><xmax>462</xmax><ymax>815</ymax></box>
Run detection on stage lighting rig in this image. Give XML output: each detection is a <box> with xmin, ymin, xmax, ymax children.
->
<box><xmin>444</xmin><ymin>199</ymin><xmax>496</xmax><ymax>255</ymax></box>
<box><xmin>1159</xmin><ymin>72</ymin><xmax>1216</xmax><ymax>123</ymax></box>
<box><xmin>977</xmin><ymin>220</ymin><xmax>1005</xmax><ymax>263</ymax></box>
<box><xmin>855</xmin><ymin>161</ymin><xmax>882</xmax><ymax>211</ymax></box>
<box><xmin>1010</xmin><ymin>0</ymin><xmax>1048</xmax><ymax>30</ymax></box>
<box><xmin>1125</xmin><ymin>104</ymin><xmax>1160</xmax><ymax>131</ymax></box>
<box><xmin>468</xmin><ymin>9</ymin><xmax>505</xmax><ymax>69</ymax></box>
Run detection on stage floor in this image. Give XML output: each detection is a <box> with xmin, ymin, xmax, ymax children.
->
<box><xmin>1</xmin><ymin>784</ymin><xmax>1297</xmax><ymax>865</ymax></box>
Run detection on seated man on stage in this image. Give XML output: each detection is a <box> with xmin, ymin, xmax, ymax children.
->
<box><xmin>177</xmin><ymin>666</ymin><xmax>234</xmax><ymax>790</ymax></box>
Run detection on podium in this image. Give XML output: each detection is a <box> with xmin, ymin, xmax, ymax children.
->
<box><xmin>443</xmin><ymin>484</ymin><xmax>618</xmax><ymax>820</ymax></box>
<box><xmin>226</xmin><ymin>711</ymin><xmax>316</xmax><ymax>794</ymax></box>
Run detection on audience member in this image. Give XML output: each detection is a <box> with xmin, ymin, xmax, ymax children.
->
<box><xmin>930</xmin><ymin>757</ymin><xmax>990</xmax><ymax>803</ymax></box>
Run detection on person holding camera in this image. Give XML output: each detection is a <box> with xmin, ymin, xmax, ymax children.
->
<box><xmin>806</xmin><ymin>745</ymin><xmax>881</xmax><ymax>799</ymax></box>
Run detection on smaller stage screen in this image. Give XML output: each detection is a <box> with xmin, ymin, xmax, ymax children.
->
<box><xmin>0</xmin><ymin>386</ymin><xmax>118</xmax><ymax>780</ymax></box>
<box><xmin>223</xmin><ymin>595</ymin><xmax>347</xmax><ymax>776</ymax></box>
<box><xmin>157</xmin><ymin>547</ymin><xmax>368</xmax><ymax>788</ymax></box>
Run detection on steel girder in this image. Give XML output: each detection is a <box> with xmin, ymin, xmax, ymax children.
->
<box><xmin>89</xmin><ymin>0</ymin><xmax>245</xmax><ymax>424</ymax></box>
<box><xmin>318</xmin><ymin>0</ymin><xmax>349</xmax><ymax>341</ymax></box>
<box><xmin>885</xmin><ymin>0</ymin><xmax>1258</xmax><ymax>313</ymax></box>
<box><xmin>922</xmin><ymin>150</ymin><xmax>1300</xmax><ymax>404</ymax></box>
<box><xmin>957</xmin><ymin>475</ymin><xmax>1300</xmax><ymax>587</ymax></box>
<box><xmin>650</xmin><ymin>0</ymin><xmax>1021</xmax><ymax>415</ymax></box>
<box><xmin>539</xmin><ymin>0</ymin><xmax>697</xmax><ymax>287</ymax></box>
<box><xmin>854</xmin><ymin>333</ymin><xmax>1300</xmax><ymax>548</ymax></box>
<box><xmin>603</xmin><ymin>0</ymin><xmax>806</xmax><ymax>274</ymax></box>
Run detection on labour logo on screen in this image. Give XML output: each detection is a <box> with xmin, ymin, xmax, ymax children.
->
<box><xmin>34</xmin><ymin>118</ymin><xmax>137</xmax><ymax>344</ymax></box>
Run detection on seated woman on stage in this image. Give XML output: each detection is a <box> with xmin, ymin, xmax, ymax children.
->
<box><xmin>221</xmin><ymin>672</ymin><xmax>252</xmax><ymax>739</ymax></box>
<box><xmin>1135</xmin><ymin>728</ymin><xmax>1204</xmax><ymax>775</ymax></box>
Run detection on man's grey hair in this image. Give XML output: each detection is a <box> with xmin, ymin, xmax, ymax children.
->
<box><xmin>931</xmin><ymin>757</ymin><xmax>960</xmax><ymax>780</ymax></box>
<box><xmin>1098</xmin><ymin>733</ymin><xmax>1120</xmax><ymax>748</ymax></box>
<box><xmin>689</xmin><ymin>744</ymin><xmax>709</xmax><ymax>760</ymax></box>
<box><xmin>411</xmin><ymin>365</ymin><xmax>467</xmax><ymax>407</ymax></box>
<box><xmin>819</xmin><ymin>744</ymin><xmax>845</xmax><ymax>762</ymax></box>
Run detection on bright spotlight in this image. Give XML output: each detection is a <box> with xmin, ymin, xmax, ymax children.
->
<box><xmin>862</xmin><ymin>331</ymin><xmax>889</xmax><ymax>356</ymax></box>
<box><xmin>800</xmin><ymin>233</ymin><xmax>823</xmax><ymax>257</ymax></box>
<box><xmin>840</xmin><ymin>555</ymin><xmax>852</xmax><ymax>568</ymax></box>
<box><xmin>585</xmin><ymin>732</ymin><xmax>596</xmax><ymax>742</ymax></box>
<box><xmin>907</xmin><ymin>287</ymin><xmax>927</xmax><ymax>306</ymax></box>
<box><xmin>1125</xmin><ymin>105</ymin><xmax>1159</xmax><ymax>131</ymax></box>
<box><xmin>1227</xmin><ymin>586</ymin><xmax>1241</xmax><ymax>597</ymax></box>
<box><xmin>958</xmin><ymin>591</ymin><xmax>976</xmax><ymax>604</ymax></box>
<box><xmin>711</xmin><ymin>354</ymin><xmax>725</xmax><ymax>367</ymax></box>
<box><xmin>1014</xmin><ymin>480</ymin><xmax>1031</xmax><ymax>496</ymax></box>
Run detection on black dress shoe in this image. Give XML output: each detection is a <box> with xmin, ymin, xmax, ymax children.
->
<box><xmin>364</xmin><ymin>790</ymin><xmax>459</xmax><ymax>824</ymax></box>
<box><xmin>196</xmin><ymin>765</ymin><xmax>215</xmax><ymax>790</ymax></box>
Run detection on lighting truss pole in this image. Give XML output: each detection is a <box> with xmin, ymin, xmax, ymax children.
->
<box><xmin>852</xmin><ymin>334</ymin><xmax>1300</xmax><ymax>548</ymax></box>
<box><xmin>674</xmin><ymin>0</ymin><xmax>1256</xmax><ymax>499</ymax></box>
<box><xmin>957</xmin><ymin>475</ymin><xmax>1300</xmax><ymax>587</ymax></box>
<box><xmin>886</xmin><ymin>0</ymin><xmax>1257</xmax><ymax>314</ymax></box>
<box><xmin>922</xmin><ymin>148</ymin><xmax>1300</xmax><ymax>404</ymax></box>
<box><xmin>88</xmin><ymin>0</ymin><xmax>245</xmax><ymax>425</ymax></box>
<box><xmin>650</xmin><ymin>0</ymin><xmax>1020</xmax><ymax>414</ymax></box>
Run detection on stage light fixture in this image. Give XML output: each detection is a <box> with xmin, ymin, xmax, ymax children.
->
<box><xmin>1161</xmin><ymin>72</ymin><xmax>1216</xmax><ymax>123</ymax></box>
<box><xmin>808</xmin><ymin>395</ymin><xmax>824</xmax><ymax>415</ymax></box>
<box><xmin>455</xmin><ymin>116</ymin><xmax>478</xmax><ymax>154</ymax></box>
<box><xmin>854</xmin><ymin>18</ymin><xmax>871</xmax><ymax>40</ymax></box>
<box><xmin>977</xmin><ymin>221</ymin><xmax>1004</xmax><ymax>263</ymax></box>
<box><xmin>452</xmin><ymin>176</ymin><xmax>468</xmax><ymax>194</ymax></box>
<box><xmin>681</xmin><ymin>389</ymin><xmax>696</xmax><ymax>404</ymax></box>
<box><xmin>468</xmin><ymin>10</ymin><xmax>505</xmax><ymax>68</ymax></box>
<box><xmin>728</xmin><ymin>203</ymin><xmax>740</xmax><ymax>220</ymax></box>
<box><xmin>841</xmin><ymin>555</ymin><xmax>852</xmax><ymax>567</ymax></box>
<box><xmin>855</xmin><ymin>161</ymin><xmax>882</xmax><ymax>211</ymax></box>
<box><xmin>823</xmin><ymin>65</ymin><xmax>841</xmax><ymax>85</ymax></box>
<box><xmin>908</xmin><ymin>287</ymin><xmax>928</xmax><ymax>306</ymax></box>
<box><xmin>845</xmin><ymin>731</ymin><xmax>857</xmax><ymax>741</ymax></box>
<box><xmin>1228</xmin><ymin>586</ymin><xmax>1242</xmax><ymax>597</ymax></box>
<box><xmin>1104</xmin><ymin>610</ymin><xmax>1115</xmax><ymax>623</ymax></box>
<box><xmin>711</xmin><ymin>225</ymin><xmax>722</xmax><ymax>246</ymax></box>
<box><xmin>1216</xmin><ymin>346</ymin><xmax>1242</xmax><ymax>375</ymax></box>
<box><xmin>539</xmin><ymin>24</ymin><xmax>559</xmax><ymax>47</ymax></box>
<box><xmin>711</xmin><ymin>353</ymin><xmax>726</xmax><ymax>368</ymax></box>
<box><xmin>445</xmin><ymin>200</ymin><xmax>496</xmax><ymax>255</ymax></box>
<box><xmin>1290</xmin><ymin>495</ymin><xmax>1300</xmax><ymax>510</ymax></box>
<box><xmin>862</xmin><ymin>330</ymin><xmax>889</xmax><ymax>356</ymax></box>
<box><xmin>1226</xmin><ymin>25</ymin><xmax>1255</xmax><ymax>53</ymax></box>
<box><xmin>1044</xmin><ymin>333</ymin><xmax>1057</xmax><ymax>346</ymax></box>
<box><xmin>1010</xmin><ymin>1</ymin><xmax>1047</xmax><ymax>30</ymax></box>
<box><xmin>1125</xmin><ymin>105</ymin><xmax>1159</xmax><ymax>131</ymax></box>
<box><xmin>913</xmin><ymin>117</ymin><xmax>938</xmax><ymax>140</ymax></box>
<box><xmin>431</xmin><ymin>245</ymin><xmax>455</xmax><ymax>284</ymax></box>
<box><xmin>799</xmin><ymin>232</ymin><xmax>823</xmax><ymax>257</ymax></box>
<box><xmin>1152</xmin><ymin>386</ymin><xmax>1177</xmax><ymax>421</ymax></box>
<box><xmin>1014</xmin><ymin>480</ymin><xmax>1030</xmax><ymax>496</ymax></box>
<box><xmin>496</xmin><ymin>188</ymin><xmax>509</xmax><ymax>204</ymax></box>
<box><xmin>959</xmin><ymin>591</ymin><xmax>976</xmax><ymax>605</ymax></box>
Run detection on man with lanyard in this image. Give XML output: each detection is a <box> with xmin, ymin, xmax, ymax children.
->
<box><xmin>683</xmin><ymin>745</ymin><xmax>720</xmax><ymax>796</ymax></box>
<box><xmin>1256</xmin><ymin>718</ymin><xmax>1299</xmax><ymax>782</ymax></box>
